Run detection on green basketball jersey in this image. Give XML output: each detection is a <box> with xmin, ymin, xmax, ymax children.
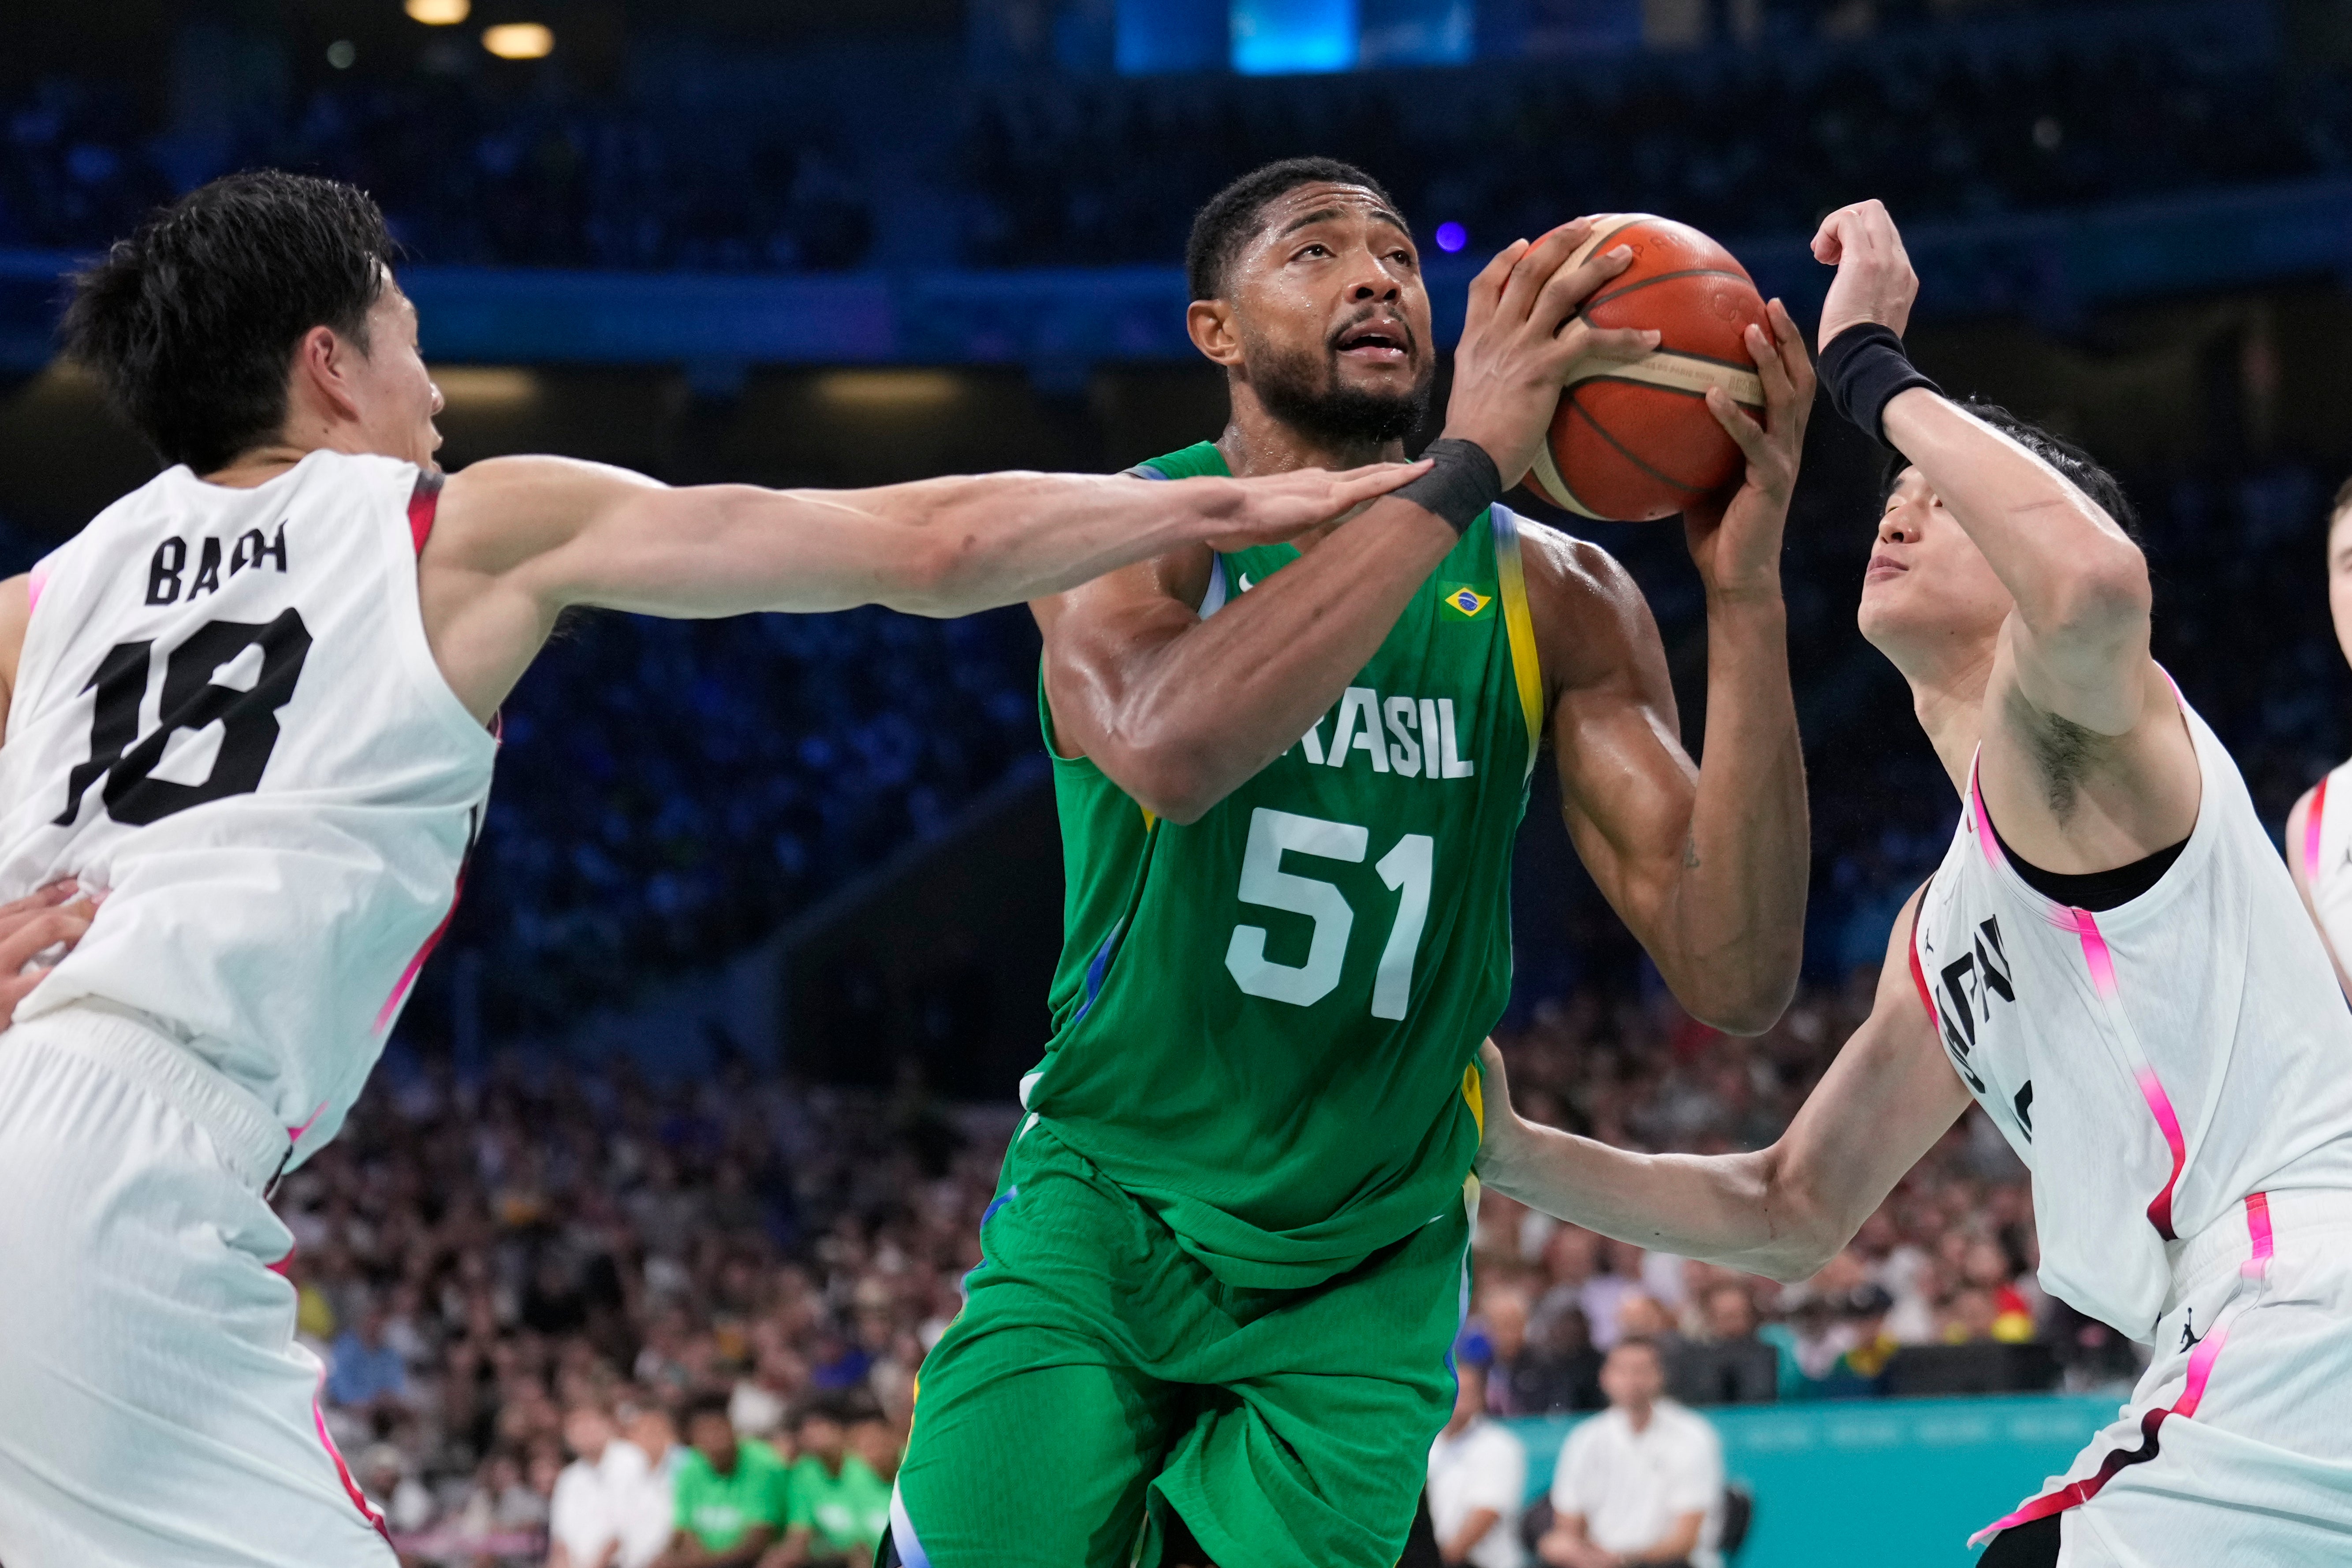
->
<box><xmin>1025</xmin><ymin>440</ymin><xmax>1546</xmax><ymax>1290</ymax></box>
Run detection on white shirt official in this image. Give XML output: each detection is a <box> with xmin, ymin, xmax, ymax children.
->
<box><xmin>550</xmin><ymin>1438</ymin><xmax>650</xmax><ymax>1568</ymax></box>
<box><xmin>1428</xmin><ymin>1415</ymin><xmax>1526</xmax><ymax>1568</ymax></box>
<box><xmin>1550</xmin><ymin>1401</ymin><xmax>1723</xmax><ymax>1568</ymax></box>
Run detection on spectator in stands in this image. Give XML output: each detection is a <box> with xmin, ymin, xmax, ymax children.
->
<box><xmin>328</xmin><ymin>1305</ymin><xmax>413</xmax><ymax>1422</ymax></box>
<box><xmin>769</xmin><ymin>1399</ymin><xmax>891</xmax><ymax>1568</ymax></box>
<box><xmin>657</xmin><ymin>1393</ymin><xmax>789</xmax><ymax>1567</ymax></box>
<box><xmin>358</xmin><ymin>1442</ymin><xmax>438</xmax><ymax>1538</ymax></box>
<box><xmin>551</xmin><ymin>1403</ymin><xmax>651</xmax><ymax>1568</ymax></box>
<box><xmin>618</xmin><ymin>1403</ymin><xmax>685</xmax><ymax>1568</ymax></box>
<box><xmin>1821</xmin><ymin>1286</ymin><xmax>1900</xmax><ymax>1397</ymax></box>
<box><xmin>1509</xmin><ymin>1304</ymin><xmax>1607</xmax><ymax>1415</ymax></box>
<box><xmin>1426</xmin><ymin>1361</ymin><xmax>1526</xmax><ymax>1568</ymax></box>
<box><xmin>1667</xmin><ymin>1284</ymin><xmax>1779</xmax><ymax>1407</ymax></box>
<box><xmin>1539</xmin><ymin>1338</ymin><xmax>1723</xmax><ymax>1568</ymax></box>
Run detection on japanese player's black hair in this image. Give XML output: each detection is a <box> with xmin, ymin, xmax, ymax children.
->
<box><xmin>63</xmin><ymin>169</ymin><xmax>395</xmax><ymax>473</ymax></box>
<box><xmin>1185</xmin><ymin>157</ymin><xmax>1404</xmax><ymax>304</ymax></box>
<box><xmin>1879</xmin><ymin>399</ymin><xmax>2145</xmax><ymax>550</ymax></box>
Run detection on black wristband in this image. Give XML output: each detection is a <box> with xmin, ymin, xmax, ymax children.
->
<box><xmin>1817</xmin><ymin>323</ymin><xmax>1942</xmax><ymax>446</ymax></box>
<box><xmin>1394</xmin><ymin>438</ymin><xmax>1503</xmax><ymax>535</ymax></box>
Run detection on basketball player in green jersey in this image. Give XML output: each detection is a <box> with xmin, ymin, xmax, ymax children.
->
<box><xmin>885</xmin><ymin>159</ymin><xmax>1815</xmax><ymax>1568</ymax></box>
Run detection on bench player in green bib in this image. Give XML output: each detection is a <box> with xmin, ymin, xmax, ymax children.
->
<box><xmin>886</xmin><ymin>160</ymin><xmax>1817</xmax><ymax>1568</ymax></box>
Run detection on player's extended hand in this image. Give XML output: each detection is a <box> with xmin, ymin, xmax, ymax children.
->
<box><xmin>1813</xmin><ymin>198</ymin><xmax>1918</xmax><ymax>348</ymax></box>
<box><xmin>0</xmin><ymin>879</ymin><xmax>98</xmax><ymax>1030</ymax></box>
<box><xmin>1471</xmin><ymin>1038</ymin><xmax>1536</xmax><ymax>1190</ymax></box>
<box><xmin>1684</xmin><ymin>298</ymin><xmax>1815</xmax><ymax>601</ymax></box>
<box><xmin>1443</xmin><ymin>220</ymin><xmax>1660</xmax><ymax>490</ymax></box>
<box><xmin>1200</xmin><ymin>459</ymin><xmax>1432</xmax><ymax>552</ymax></box>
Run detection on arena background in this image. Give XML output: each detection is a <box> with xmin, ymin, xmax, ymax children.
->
<box><xmin>4</xmin><ymin>2</ymin><xmax>2352</xmax><ymax>1564</ymax></box>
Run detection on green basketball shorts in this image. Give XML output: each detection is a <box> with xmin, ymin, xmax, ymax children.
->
<box><xmin>889</xmin><ymin>1121</ymin><xmax>1472</xmax><ymax>1568</ymax></box>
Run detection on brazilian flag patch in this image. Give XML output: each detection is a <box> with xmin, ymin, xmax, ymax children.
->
<box><xmin>1440</xmin><ymin>583</ymin><xmax>1495</xmax><ymax>620</ymax></box>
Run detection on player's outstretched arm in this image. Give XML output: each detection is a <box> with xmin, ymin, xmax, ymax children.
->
<box><xmin>1476</xmin><ymin>887</ymin><xmax>1971</xmax><ymax>1281</ymax></box>
<box><xmin>1036</xmin><ymin>221</ymin><xmax>1656</xmax><ymax>824</ymax></box>
<box><xmin>421</xmin><ymin>455</ymin><xmax>1419</xmax><ymax>721</ymax></box>
<box><xmin>1539</xmin><ymin>304</ymin><xmax>1812</xmax><ymax>1035</ymax></box>
<box><xmin>1816</xmin><ymin>200</ymin><xmax>2152</xmax><ymax>738</ymax></box>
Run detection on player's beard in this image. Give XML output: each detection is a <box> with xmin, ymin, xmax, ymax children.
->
<box><xmin>1243</xmin><ymin>332</ymin><xmax>1434</xmax><ymax>448</ymax></box>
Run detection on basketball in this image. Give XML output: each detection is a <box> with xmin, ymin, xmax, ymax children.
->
<box><xmin>1522</xmin><ymin>214</ymin><xmax>1770</xmax><ymax>523</ymax></box>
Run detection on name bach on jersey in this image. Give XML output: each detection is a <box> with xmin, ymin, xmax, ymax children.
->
<box><xmin>0</xmin><ymin>450</ymin><xmax>496</xmax><ymax>1168</ymax></box>
<box><xmin>1910</xmin><ymin>695</ymin><xmax>2352</xmax><ymax>1342</ymax></box>
<box><xmin>1023</xmin><ymin>442</ymin><xmax>1547</xmax><ymax>1292</ymax></box>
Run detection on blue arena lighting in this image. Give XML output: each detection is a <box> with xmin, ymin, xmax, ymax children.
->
<box><xmin>1114</xmin><ymin>0</ymin><xmax>1227</xmax><ymax>74</ymax></box>
<box><xmin>1435</xmin><ymin>221</ymin><xmax>1468</xmax><ymax>253</ymax></box>
<box><xmin>1231</xmin><ymin>0</ymin><xmax>1358</xmax><ymax>74</ymax></box>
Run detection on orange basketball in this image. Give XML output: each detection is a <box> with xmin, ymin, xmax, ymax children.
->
<box><xmin>1522</xmin><ymin>214</ymin><xmax>1768</xmax><ymax>523</ymax></box>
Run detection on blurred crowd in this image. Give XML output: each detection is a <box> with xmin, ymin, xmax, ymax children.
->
<box><xmin>5</xmin><ymin>4</ymin><xmax>2342</xmax><ymax>275</ymax></box>
<box><xmin>280</xmin><ymin>966</ymin><xmax>2147</xmax><ymax>1567</ymax></box>
<box><xmin>962</xmin><ymin>18</ymin><xmax>2341</xmax><ymax>268</ymax></box>
<box><xmin>0</xmin><ymin>70</ymin><xmax>874</xmax><ymax>271</ymax></box>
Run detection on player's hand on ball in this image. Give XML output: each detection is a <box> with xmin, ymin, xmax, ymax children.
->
<box><xmin>1204</xmin><ymin>459</ymin><xmax>1432</xmax><ymax>551</ymax></box>
<box><xmin>1685</xmin><ymin>298</ymin><xmax>1815</xmax><ymax>599</ymax></box>
<box><xmin>1812</xmin><ymin>198</ymin><xmax>1918</xmax><ymax>348</ymax></box>
<box><xmin>1443</xmin><ymin>220</ymin><xmax>1660</xmax><ymax>490</ymax></box>
<box><xmin>0</xmin><ymin>879</ymin><xmax>98</xmax><ymax>1029</ymax></box>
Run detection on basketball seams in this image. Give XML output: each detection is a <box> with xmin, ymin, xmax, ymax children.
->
<box><xmin>1565</xmin><ymin>398</ymin><xmax>1712</xmax><ymax>498</ymax></box>
<box><xmin>1580</xmin><ymin>268</ymin><xmax>1758</xmax><ymax>314</ymax></box>
<box><xmin>1566</xmin><ymin>352</ymin><xmax>1765</xmax><ymax>407</ymax></box>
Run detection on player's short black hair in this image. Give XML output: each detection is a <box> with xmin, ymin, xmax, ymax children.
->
<box><xmin>1185</xmin><ymin>157</ymin><xmax>1402</xmax><ymax>304</ymax></box>
<box><xmin>2331</xmin><ymin>473</ymin><xmax>2352</xmax><ymax>525</ymax></box>
<box><xmin>63</xmin><ymin>169</ymin><xmax>395</xmax><ymax>474</ymax></box>
<box><xmin>1880</xmin><ymin>399</ymin><xmax>2143</xmax><ymax>549</ymax></box>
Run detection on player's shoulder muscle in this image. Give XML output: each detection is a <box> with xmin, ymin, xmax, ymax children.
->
<box><xmin>1514</xmin><ymin>514</ymin><xmax>1671</xmax><ymax>711</ymax></box>
<box><xmin>430</xmin><ymin>454</ymin><xmax>664</xmax><ymax>581</ymax></box>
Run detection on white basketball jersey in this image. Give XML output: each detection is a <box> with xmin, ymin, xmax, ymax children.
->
<box><xmin>1911</xmin><ymin>694</ymin><xmax>2352</xmax><ymax>1341</ymax></box>
<box><xmin>0</xmin><ymin>450</ymin><xmax>496</xmax><ymax>1166</ymax></box>
<box><xmin>2300</xmin><ymin>758</ymin><xmax>2352</xmax><ymax>974</ymax></box>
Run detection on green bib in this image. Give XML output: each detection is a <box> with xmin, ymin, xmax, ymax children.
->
<box><xmin>1026</xmin><ymin>441</ymin><xmax>1545</xmax><ymax>1289</ymax></box>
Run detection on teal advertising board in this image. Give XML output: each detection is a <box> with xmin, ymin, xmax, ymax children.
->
<box><xmin>1504</xmin><ymin>1394</ymin><xmax>2117</xmax><ymax>1567</ymax></box>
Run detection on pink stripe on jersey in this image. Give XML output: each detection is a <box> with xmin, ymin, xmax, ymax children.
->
<box><xmin>2135</xmin><ymin>1063</ymin><xmax>2188</xmax><ymax>1241</ymax></box>
<box><xmin>2306</xmin><ymin>776</ymin><xmax>2330</xmax><ymax>884</ymax></box>
<box><xmin>25</xmin><ymin>561</ymin><xmax>47</xmax><ymax>616</ymax></box>
<box><xmin>1970</xmin><ymin>1192</ymin><xmax>2273</xmax><ymax>1547</ymax></box>
<box><xmin>2245</xmin><ymin>1190</ymin><xmax>2274</xmax><ymax>1277</ymax></box>
<box><xmin>2058</xmin><ymin>904</ymin><xmax>2123</xmax><ymax>1002</ymax></box>
<box><xmin>313</xmin><ymin>1370</ymin><xmax>392</xmax><ymax>1543</ymax></box>
<box><xmin>1967</xmin><ymin>764</ymin><xmax>2003</xmax><ymax>868</ymax></box>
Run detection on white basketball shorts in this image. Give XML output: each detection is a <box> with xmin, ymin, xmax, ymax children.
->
<box><xmin>1975</xmin><ymin>1188</ymin><xmax>2352</xmax><ymax>1566</ymax></box>
<box><xmin>0</xmin><ymin>1003</ymin><xmax>395</xmax><ymax>1568</ymax></box>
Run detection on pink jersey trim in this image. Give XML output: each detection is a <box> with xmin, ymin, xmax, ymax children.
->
<box><xmin>2132</xmin><ymin>1065</ymin><xmax>2189</xmax><ymax>1241</ymax></box>
<box><xmin>25</xmin><ymin>561</ymin><xmax>47</xmax><ymax>616</ymax></box>
<box><xmin>313</xmin><ymin>1370</ymin><xmax>392</xmax><ymax>1544</ymax></box>
<box><xmin>1969</xmin><ymin>1192</ymin><xmax>2274</xmax><ymax>1547</ymax></box>
<box><xmin>1967</xmin><ymin>762</ymin><xmax>2003</xmax><ymax>868</ymax></box>
<box><xmin>2306</xmin><ymin>775</ymin><xmax>2330</xmax><ymax>884</ymax></box>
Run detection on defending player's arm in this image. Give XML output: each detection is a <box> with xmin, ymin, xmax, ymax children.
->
<box><xmin>420</xmin><ymin>454</ymin><xmax>1419</xmax><ymax>722</ymax></box>
<box><xmin>1476</xmin><ymin>887</ymin><xmax>1973</xmax><ymax>1281</ymax></box>
<box><xmin>1820</xmin><ymin>205</ymin><xmax>2147</xmax><ymax>736</ymax></box>
<box><xmin>1033</xmin><ymin>222</ymin><xmax>1657</xmax><ymax>823</ymax></box>
<box><xmin>1534</xmin><ymin>304</ymin><xmax>1813</xmax><ymax>1035</ymax></box>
